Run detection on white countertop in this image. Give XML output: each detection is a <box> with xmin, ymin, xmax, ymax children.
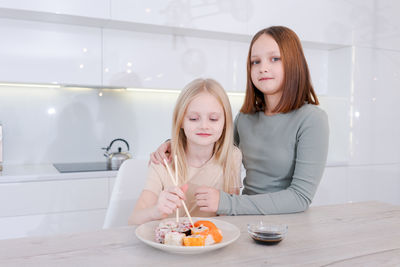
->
<box><xmin>0</xmin><ymin>202</ymin><xmax>399</xmax><ymax>266</ymax></box>
<box><xmin>0</xmin><ymin>160</ymin><xmax>346</xmax><ymax>184</ymax></box>
<box><xmin>0</xmin><ymin>163</ymin><xmax>118</xmax><ymax>183</ymax></box>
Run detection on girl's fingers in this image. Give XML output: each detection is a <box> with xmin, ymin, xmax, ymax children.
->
<box><xmin>155</xmin><ymin>151</ymin><xmax>165</xmax><ymax>164</ymax></box>
<box><xmin>166</xmin><ymin>187</ymin><xmax>185</xmax><ymax>200</ymax></box>
<box><xmin>164</xmin><ymin>200</ymin><xmax>177</xmax><ymax>210</ymax></box>
<box><xmin>150</xmin><ymin>152</ymin><xmax>160</xmax><ymax>165</ymax></box>
<box><xmin>196</xmin><ymin>199</ymin><xmax>208</xmax><ymax>207</ymax></box>
<box><xmin>165</xmin><ymin>193</ymin><xmax>181</xmax><ymax>205</ymax></box>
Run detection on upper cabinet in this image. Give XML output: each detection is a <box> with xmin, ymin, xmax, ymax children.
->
<box><xmin>0</xmin><ymin>0</ymin><xmax>361</xmax><ymax>91</ymax></box>
<box><xmin>110</xmin><ymin>0</ymin><xmax>249</xmax><ymax>35</ymax></box>
<box><xmin>247</xmin><ymin>0</ymin><xmax>354</xmax><ymax>46</ymax></box>
<box><xmin>102</xmin><ymin>29</ymin><xmax>248</xmax><ymax>91</ymax></box>
<box><xmin>0</xmin><ymin>18</ymin><xmax>102</xmax><ymax>85</ymax></box>
<box><xmin>0</xmin><ymin>0</ymin><xmax>110</xmax><ymax>19</ymax></box>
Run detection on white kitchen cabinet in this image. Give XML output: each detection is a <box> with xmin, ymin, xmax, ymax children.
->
<box><xmin>247</xmin><ymin>0</ymin><xmax>354</xmax><ymax>46</ymax></box>
<box><xmin>312</xmin><ymin>166</ymin><xmax>348</xmax><ymax>206</ymax></box>
<box><xmin>0</xmin><ymin>0</ymin><xmax>110</xmax><ymax>19</ymax></box>
<box><xmin>102</xmin><ymin>28</ymin><xmax>247</xmax><ymax>91</ymax></box>
<box><xmin>0</xmin><ymin>18</ymin><xmax>102</xmax><ymax>85</ymax></box>
<box><xmin>347</xmin><ymin>164</ymin><xmax>400</xmax><ymax>205</ymax></box>
<box><xmin>0</xmin><ymin>209</ymin><xmax>106</xmax><ymax>240</ymax></box>
<box><xmin>0</xmin><ymin>178</ymin><xmax>109</xmax><ymax>217</ymax></box>
<box><xmin>0</xmin><ymin>176</ymin><xmax>115</xmax><ymax>240</ymax></box>
<box><xmin>110</xmin><ymin>0</ymin><xmax>248</xmax><ymax>35</ymax></box>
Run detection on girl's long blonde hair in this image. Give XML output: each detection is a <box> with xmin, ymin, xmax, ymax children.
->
<box><xmin>171</xmin><ymin>78</ymin><xmax>239</xmax><ymax>193</ymax></box>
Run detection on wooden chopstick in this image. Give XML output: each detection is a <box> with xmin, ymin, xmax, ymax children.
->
<box><xmin>163</xmin><ymin>158</ymin><xmax>194</xmax><ymax>226</ymax></box>
<box><xmin>174</xmin><ymin>155</ymin><xmax>179</xmax><ymax>223</ymax></box>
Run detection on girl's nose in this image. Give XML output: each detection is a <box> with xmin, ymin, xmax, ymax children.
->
<box><xmin>259</xmin><ymin>62</ymin><xmax>269</xmax><ymax>73</ymax></box>
<box><xmin>200</xmin><ymin>119</ymin><xmax>209</xmax><ymax>129</ymax></box>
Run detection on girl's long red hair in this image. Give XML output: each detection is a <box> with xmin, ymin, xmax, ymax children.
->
<box><xmin>241</xmin><ymin>26</ymin><xmax>319</xmax><ymax>114</ymax></box>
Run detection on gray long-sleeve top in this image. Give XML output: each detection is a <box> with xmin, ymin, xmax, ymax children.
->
<box><xmin>217</xmin><ymin>104</ymin><xmax>329</xmax><ymax>215</ymax></box>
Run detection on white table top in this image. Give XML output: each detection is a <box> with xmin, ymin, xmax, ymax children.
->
<box><xmin>0</xmin><ymin>201</ymin><xmax>399</xmax><ymax>266</ymax></box>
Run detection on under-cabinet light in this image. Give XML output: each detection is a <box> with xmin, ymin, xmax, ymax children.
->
<box><xmin>0</xmin><ymin>82</ymin><xmax>245</xmax><ymax>96</ymax></box>
<box><xmin>0</xmin><ymin>82</ymin><xmax>61</xmax><ymax>88</ymax></box>
<box><xmin>126</xmin><ymin>88</ymin><xmax>180</xmax><ymax>94</ymax></box>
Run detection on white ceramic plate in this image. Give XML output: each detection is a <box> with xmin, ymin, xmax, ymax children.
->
<box><xmin>135</xmin><ymin>217</ymin><xmax>240</xmax><ymax>254</ymax></box>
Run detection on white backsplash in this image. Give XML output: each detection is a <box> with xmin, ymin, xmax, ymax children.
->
<box><xmin>0</xmin><ymin>85</ymin><xmax>346</xmax><ymax>165</ymax></box>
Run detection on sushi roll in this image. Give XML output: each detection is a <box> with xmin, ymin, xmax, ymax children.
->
<box><xmin>194</xmin><ymin>220</ymin><xmax>223</xmax><ymax>244</ymax></box>
<box><xmin>194</xmin><ymin>220</ymin><xmax>217</xmax><ymax>230</ymax></box>
<box><xmin>175</xmin><ymin>223</ymin><xmax>191</xmax><ymax>236</ymax></box>
<box><xmin>155</xmin><ymin>227</ymin><xmax>172</xmax><ymax>244</ymax></box>
<box><xmin>191</xmin><ymin>225</ymin><xmax>209</xmax><ymax>236</ymax></box>
<box><xmin>183</xmin><ymin>235</ymin><xmax>206</xmax><ymax>246</ymax></box>
<box><xmin>209</xmin><ymin>228</ymin><xmax>223</xmax><ymax>243</ymax></box>
<box><xmin>164</xmin><ymin>232</ymin><xmax>185</xmax><ymax>246</ymax></box>
<box><xmin>159</xmin><ymin>220</ymin><xmax>178</xmax><ymax>229</ymax></box>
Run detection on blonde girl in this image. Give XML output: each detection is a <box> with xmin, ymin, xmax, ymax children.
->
<box><xmin>129</xmin><ymin>78</ymin><xmax>241</xmax><ymax>225</ymax></box>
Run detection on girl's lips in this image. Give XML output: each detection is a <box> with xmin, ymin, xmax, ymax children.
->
<box><xmin>196</xmin><ymin>133</ymin><xmax>211</xmax><ymax>137</ymax></box>
<box><xmin>259</xmin><ymin>77</ymin><xmax>273</xmax><ymax>81</ymax></box>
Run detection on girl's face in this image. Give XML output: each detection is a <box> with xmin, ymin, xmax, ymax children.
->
<box><xmin>250</xmin><ymin>34</ymin><xmax>284</xmax><ymax>96</ymax></box>
<box><xmin>182</xmin><ymin>91</ymin><xmax>225</xmax><ymax>149</ymax></box>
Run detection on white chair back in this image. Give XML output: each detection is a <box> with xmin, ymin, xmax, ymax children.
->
<box><xmin>103</xmin><ymin>159</ymin><xmax>148</xmax><ymax>229</ymax></box>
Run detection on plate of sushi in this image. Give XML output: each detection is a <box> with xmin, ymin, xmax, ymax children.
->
<box><xmin>135</xmin><ymin>217</ymin><xmax>240</xmax><ymax>254</ymax></box>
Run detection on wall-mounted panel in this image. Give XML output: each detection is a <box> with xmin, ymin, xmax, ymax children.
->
<box><xmin>247</xmin><ymin>0</ymin><xmax>355</xmax><ymax>46</ymax></box>
<box><xmin>0</xmin><ymin>0</ymin><xmax>110</xmax><ymax>19</ymax></box>
<box><xmin>0</xmin><ymin>18</ymin><xmax>102</xmax><ymax>85</ymax></box>
<box><xmin>350</xmin><ymin>47</ymin><xmax>400</xmax><ymax>165</ymax></box>
<box><xmin>110</xmin><ymin>0</ymin><xmax>248</xmax><ymax>35</ymax></box>
<box><xmin>102</xmin><ymin>29</ymin><xmax>244</xmax><ymax>91</ymax></box>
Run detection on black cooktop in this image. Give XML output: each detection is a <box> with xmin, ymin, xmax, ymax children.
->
<box><xmin>53</xmin><ymin>162</ymin><xmax>115</xmax><ymax>173</ymax></box>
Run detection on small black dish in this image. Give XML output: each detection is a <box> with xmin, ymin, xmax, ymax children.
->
<box><xmin>247</xmin><ymin>222</ymin><xmax>288</xmax><ymax>245</ymax></box>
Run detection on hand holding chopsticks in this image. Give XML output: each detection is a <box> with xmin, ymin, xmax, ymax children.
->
<box><xmin>164</xmin><ymin>157</ymin><xmax>194</xmax><ymax>227</ymax></box>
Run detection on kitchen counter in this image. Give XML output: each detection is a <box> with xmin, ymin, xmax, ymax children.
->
<box><xmin>0</xmin><ymin>163</ymin><xmax>118</xmax><ymax>183</ymax></box>
<box><xmin>0</xmin><ymin>160</ymin><xmax>346</xmax><ymax>184</ymax></box>
<box><xmin>0</xmin><ymin>201</ymin><xmax>399</xmax><ymax>266</ymax></box>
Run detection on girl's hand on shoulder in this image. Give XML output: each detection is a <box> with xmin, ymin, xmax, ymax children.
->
<box><xmin>195</xmin><ymin>186</ymin><xmax>220</xmax><ymax>213</ymax></box>
<box><xmin>149</xmin><ymin>141</ymin><xmax>172</xmax><ymax>165</ymax></box>
<box><xmin>154</xmin><ymin>186</ymin><xmax>185</xmax><ymax>219</ymax></box>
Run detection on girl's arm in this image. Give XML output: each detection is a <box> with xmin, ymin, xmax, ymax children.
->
<box><xmin>128</xmin><ymin>190</ymin><xmax>160</xmax><ymax>225</ymax></box>
<box><xmin>128</xmin><ymin>186</ymin><xmax>185</xmax><ymax>225</ymax></box>
<box><xmin>218</xmin><ymin>108</ymin><xmax>329</xmax><ymax>215</ymax></box>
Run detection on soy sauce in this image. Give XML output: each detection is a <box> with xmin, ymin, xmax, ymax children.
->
<box><xmin>251</xmin><ymin>232</ymin><xmax>283</xmax><ymax>245</ymax></box>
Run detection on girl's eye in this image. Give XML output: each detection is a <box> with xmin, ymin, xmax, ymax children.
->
<box><xmin>189</xmin><ymin>118</ymin><xmax>198</xmax><ymax>121</ymax></box>
<box><xmin>251</xmin><ymin>60</ymin><xmax>260</xmax><ymax>65</ymax></box>
<box><xmin>210</xmin><ymin>118</ymin><xmax>219</xmax><ymax>122</ymax></box>
<box><xmin>271</xmin><ymin>57</ymin><xmax>281</xmax><ymax>62</ymax></box>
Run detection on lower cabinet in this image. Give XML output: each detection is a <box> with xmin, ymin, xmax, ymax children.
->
<box><xmin>0</xmin><ymin>176</ymin><xmax>115</xmax><ymax>240</ymax></box>
<box><xmin>312</xmin><ymin>165</ymin><xmax>400</xmax><ymax>207</ymax></box>
<box><xmin>0</xmin><ymin>209</ymin><xmax>107</xmax><ymax>240</ymax></box>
